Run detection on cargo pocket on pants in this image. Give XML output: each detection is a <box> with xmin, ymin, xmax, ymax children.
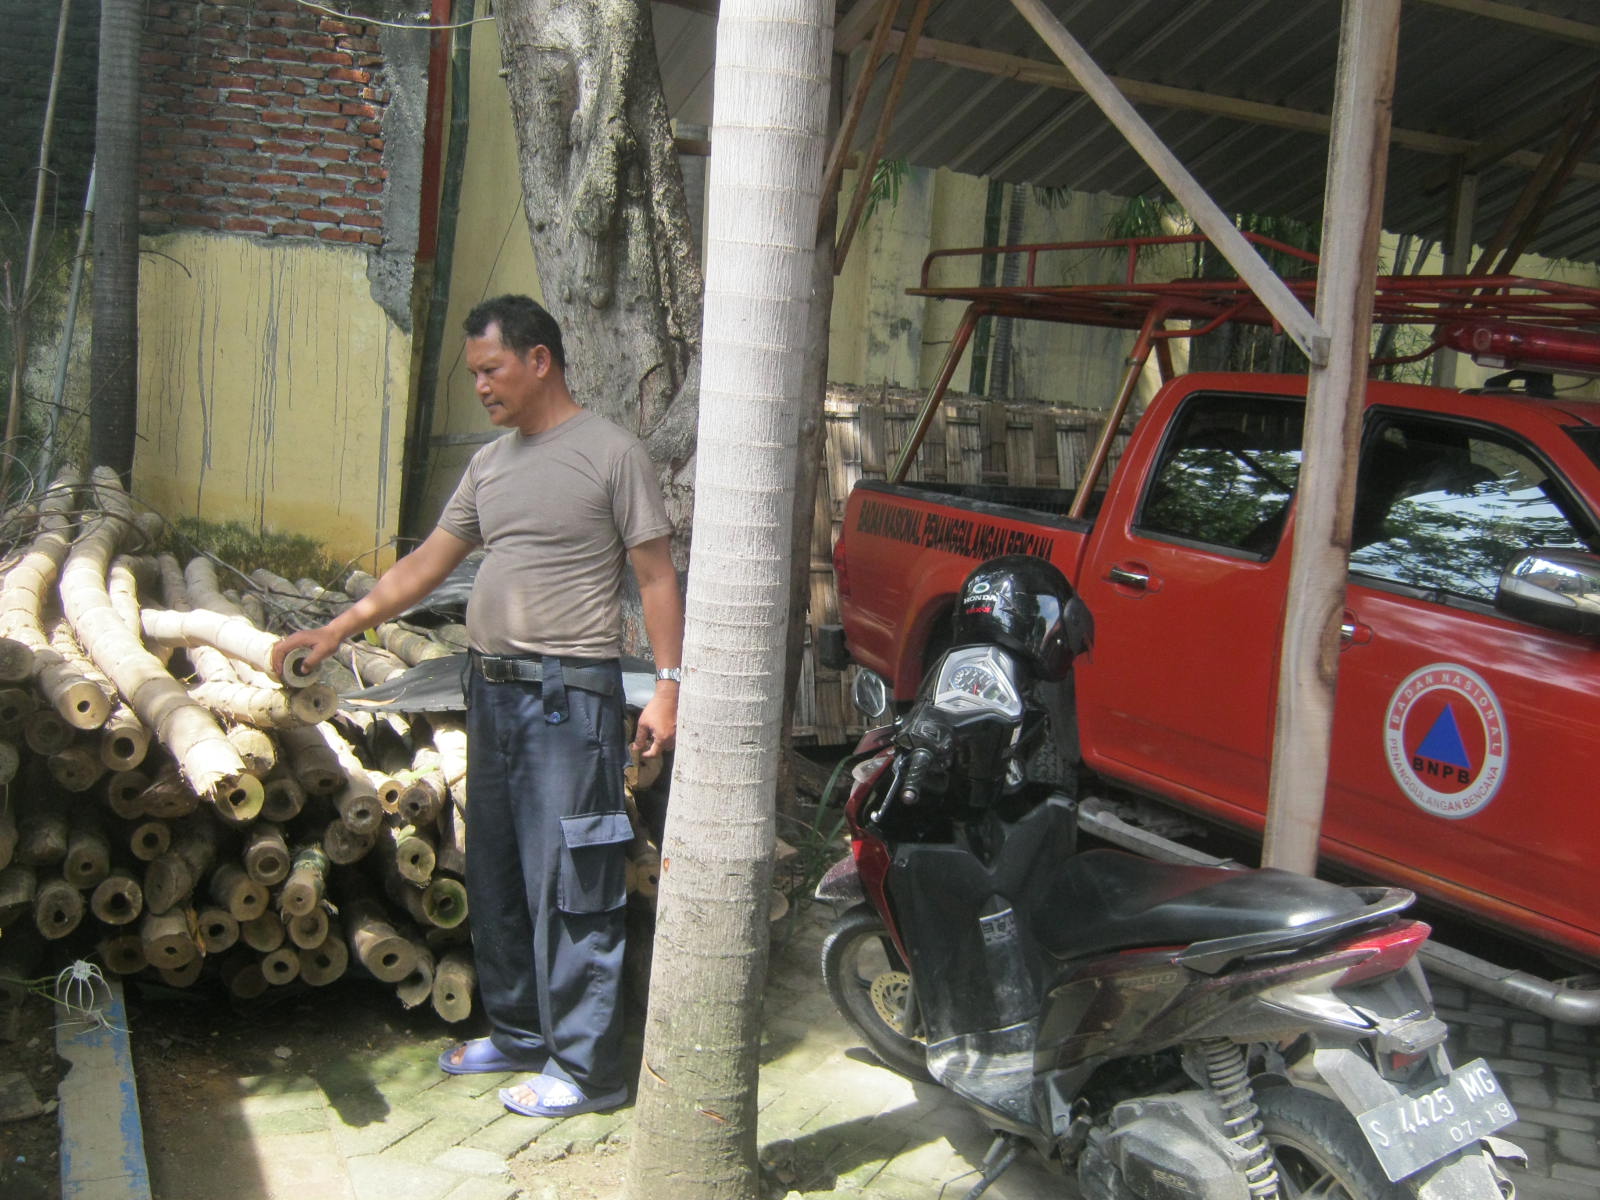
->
<box><xmin>557</xmin><ymin>811</ymin><xmax>632</xmax><ymax>913</ymax></box>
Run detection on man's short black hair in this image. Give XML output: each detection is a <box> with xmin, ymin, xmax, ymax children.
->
<box><xmin>463</xmin><ymin>295</ymin><xmax>566</xmax><ymax>370</ymax></box>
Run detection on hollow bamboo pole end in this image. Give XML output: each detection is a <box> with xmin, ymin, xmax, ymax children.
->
<box><xmin>297</xmin><ymin>934</ymin><xmax>348</xmax><ymax>987</ymax></box>
<box><xmin>289</xmin><ymin>683</ymin><xmax>338</xmax><ymax>724</ymax></box>
<box><xmin>210</xmin><ymin>773</ymin><xmax>265</xmax><ymax>825</ymax></box>
<box><xmin>55</xmin><ymin>680</ymin><xmax>113</xmax><ymax>731</ymax></box>
<box><xmin>90</xmin><ymin>871</ymin><xmax>144</xmax><ymax>926</ymax></box>
<box><xmin>279</xmin><ymin>645</ymin><xmax>323</xmax><ymax>689</ymax></box>
<box><xmin>422</xmin><ymin>878</ymin><xmax>469</xmax><ymax>929</ymax></box>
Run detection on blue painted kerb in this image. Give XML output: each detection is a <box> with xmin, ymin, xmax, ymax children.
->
<box><xmin>55</xmin><ymin>978</ymin><xmax>153</xmax><ymax>1200</ymax></box>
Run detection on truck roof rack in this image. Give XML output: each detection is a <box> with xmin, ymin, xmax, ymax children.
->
<box><xmin>909</xmin><ymin>233</ymin><xmax>1600</xmax><ymax>373</ymax></box>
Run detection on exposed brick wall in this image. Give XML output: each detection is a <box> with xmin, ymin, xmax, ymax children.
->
<box><xmin>139</xmin><ymin>0</ymin><xmax>394</xmax><ymax>246</ymax></box>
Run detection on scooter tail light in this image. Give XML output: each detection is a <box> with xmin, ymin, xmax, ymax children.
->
<box><xmin>1333</xmin><ymin>920</ymin><xmax>1432</xmax><ymax>987</ymax></box>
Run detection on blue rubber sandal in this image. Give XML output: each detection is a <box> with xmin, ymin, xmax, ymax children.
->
<box><xmin>499</xmin><ymin>1073</ymin><xmax>628</xmax><ymax>1118</ymax></box>
<box><xmin>438</xmin><ymin>1037</ymin><xmax>542</xmax><ymax>1076</ymax></box>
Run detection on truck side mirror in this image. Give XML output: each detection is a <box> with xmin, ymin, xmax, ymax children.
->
<box><xmin>1497</xmin><ymin>549</ymin><xmax>1600</xmax><ymax>638</ymax></box>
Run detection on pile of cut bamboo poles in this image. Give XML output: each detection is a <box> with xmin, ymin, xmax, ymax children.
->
<box><xmin>0</xmin><ymin>467</ymin><xmax>509</xmax><ymax>1021</ymax></box>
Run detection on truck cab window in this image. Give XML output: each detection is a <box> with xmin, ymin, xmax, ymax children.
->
<box><xmin>1349</xmin><ymin>416</ymin><xmax>1598</xmax><ymax>605</ymax></box>
<box><xmin>1136</xmin><ymin>393</ymin><xmax>1305</xmax><ymax>556</ymax></box>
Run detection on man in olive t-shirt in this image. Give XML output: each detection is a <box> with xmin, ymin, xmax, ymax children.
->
<box><xmin>273</xmin><ymin>295</ymin><xmax>683</xmax><ymax>1119</ymax></box>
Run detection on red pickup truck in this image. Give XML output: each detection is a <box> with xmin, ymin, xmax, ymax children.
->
<box><xmin>821</xmin><ymin>237</ymin><xmax>1600</xmax><ymax>1022</ymax></box>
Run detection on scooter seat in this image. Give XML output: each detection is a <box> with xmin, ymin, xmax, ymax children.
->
<box><xmin>1038</xmin><ymin>848</ymin><xmax>1369</xmax><ymax>963</ymax></box>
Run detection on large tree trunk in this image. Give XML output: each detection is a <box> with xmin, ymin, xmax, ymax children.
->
<box><xmin>623</xmin><ymin>3</ymin><xmax>833</xmax><ymax>1198</ymax></box>
<box><xmin>495</xmin><ymin>0</ymin><xmax>704</xmax><ymax>543</ymax></box>
<box><xmin>89</xmin><ymin>0</ymin><xmax>142</xmax><ymax>480</ymax></box>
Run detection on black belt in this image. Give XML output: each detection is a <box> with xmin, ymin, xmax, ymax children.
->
<box><xmin>470</xmin><ymin>652</ymin><xmax>618</xmax><ymax>695</ymax></box>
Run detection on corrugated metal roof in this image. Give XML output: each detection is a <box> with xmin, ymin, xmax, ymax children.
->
<box><xmin>654</xmin><ymin>0</ymin><xmax>1600</xmax><ymax>267</ymax></box>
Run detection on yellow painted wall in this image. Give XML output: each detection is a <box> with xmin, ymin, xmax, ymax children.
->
<box><xmin>136</xmin><ymin>232</ymin><xmax>410</xmax><ymax>570</ymax></box>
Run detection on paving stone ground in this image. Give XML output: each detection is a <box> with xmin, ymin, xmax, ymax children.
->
<box><xmin>126</xmin><ymin>902</ymin><xmax>1600</xmax><ymax>1200</ymax></box>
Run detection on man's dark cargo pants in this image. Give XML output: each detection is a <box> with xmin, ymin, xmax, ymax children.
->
<box><xmin>463</xmin><ymin>658</ymin><xmax>631</xmax><ymax>1093</ymax></box>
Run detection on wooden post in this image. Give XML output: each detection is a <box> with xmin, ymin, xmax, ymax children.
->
<box><xmin>1263</xmin><ymin>0</ymin><xmax>1401</xmax><ymax>874</ymax></box>
<box><xmin>1435</xmin><ymin>165</ymin><xmax>1478</xmax><ymax>390</ymax></box>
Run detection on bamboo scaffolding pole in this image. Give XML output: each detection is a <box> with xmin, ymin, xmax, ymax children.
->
<box><xmin>99</xmin><ymin>934</ymin><xmax>146</xmax><ymax>975</ymax></box>
<box><xmin>63</xmin><ymin>818</ymin><xmax>109</xmax><ymax>888</ymax></box>
<box><xmin>196</xmin><ymin>908</ymin><xmax>239</xmax><ymax>954</ymax></box>
<box><xmin>0</xmin><ymin>865</ymin><xmax>37</xmax><ymax>926</ymax></box>
<box><xmin>240</xmin><ymin>910</ymin><xmax>286</xmax><ymax>954</ymax></box>
<box><xmin>286</xmin><ymin>906</ymin><xmax>329</xmax><ymax>950</ymax></box>
<box><xmin>243</xmin><ymin>822</ymin><xmax>290</xmax><ymax>885</ymax></box>
<box><xmin>0</xmin><ymin>469</ymin><xmax>111</xmax><ymax>729</ymax></box>
<box><xmin>431</xmin><ymin>948</ymin><xmax>474</xmax><ymax>1023</ymax></box>
<box><xmin>62</xmin><ymin>470</ymin><xmax>255</xmax><ymax>805</ymax></box>
<box><xmin>141</xmin><ymin>605</ymin><xmax>322</xmax><ymax>689</ymax></box>
<box><xmin>141</xmin><ymin>909</ymin><xmax>199</xmax><ymax>971</ymax></box>
<box><xmin>34</xmin><ymin>874</ymin><xmax>84</xmax><ymax>939</ymax></box>
<box><xmin>220</xmin><ymin>951</ymin><xmax>268</xmax><ymax>998</ymax></box>
<box><xmin>343</xmin><ymin>896</ymin><xmax>416</xmax><ymax>983</ymax></box>
<box><xmin>297</xmin><ymin>932</ymin><xmax>348</xmax><ymax>986</ymax></box>
<box><xmin>260</xmin><ymin>769</ymin><xmax>308</xmax><ymax>823</ymax></box>
<box><xmin>210</xmin><ymin>861</ymin><xmax>268</xmax><ymax>921</ymax></box>
<box><xmin>260</xmin><ymin>945</ymin><xmax>300</xmax><ymax>986</ymax></box>
<box><xmin>89</xmin><ymin>868</ymin><xmax>142</xmax><ymax>925</ymax></box>
<box><xmin>128</xmin><ymin>819</ymin><xmax>171</xmax><ymax>862</ymax></box>
<box><xmin>104</xmin><ymin>769</ymin><xmax>149</xmax><ymax>819</ymax></box>
<box><xmin>395</xmin><ymin>940</ymin><xmax>434</xmax><ymax>1009</ymax></box>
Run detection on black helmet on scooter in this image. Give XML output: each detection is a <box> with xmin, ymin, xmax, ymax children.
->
<box><xmin>952</xmin><ymin>555</ymin><xmax>1088</xmax><ymax>680</ymax></box>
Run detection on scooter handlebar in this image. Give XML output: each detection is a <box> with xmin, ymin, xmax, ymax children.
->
<box><xmin>898</xmin><ymin>746</ymin><xmax>934</xmax><ymax>805</ymax></box>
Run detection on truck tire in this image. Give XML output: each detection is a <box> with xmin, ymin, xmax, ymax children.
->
<box><xmin>820</xmin><ymin>905</ymin><xmax>932</xmax><ymax>1082</ymax></box>
<box><xmin>1255</xmin><ymin>1086</ymin><xmax>1408</xmax><ymax>1199</ymax></box>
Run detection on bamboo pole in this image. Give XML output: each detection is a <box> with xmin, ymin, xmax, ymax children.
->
<box><xmin>196</xmin><ymin>908</ymin><xmax>239</xmax><ymax>955</ymax></box>
<box><xmin>141</xmin><ymin>605</ymin><xmax>324</xmax><ymax>690</ymax></box>
<box><xmin>89</xmin><ymin>868</ymin><xmax>142</xmax><ymax>925</ymax></box>
<box><xmin>104</xmin><ymin>769</ymin><xmax>149</xmax><ymax>818</ymax></box>
<box><xmin>260</xmin><ymin>770</ymin><xmax>307</xmax><ymax>823</ymax></box>
<box><xmin>297</xmin><ymin>932</ymin><xmax>348</xmax><ymax>987</ymax></box>
<box><xmin>0</xmin><ymin>468</ymin><xmax>113</xmax><ymax>729</ymax></box>
<box><xmin>0</xmin><ymin>865</ymin><xmax>37</xmax><ymax>926</ymax></box>
<box><xmin>240</xmin><ymin>910</ymin><xmax>285</xmax><ymax>953</ymax></box>
<box><xmin>431</xmin><ymin>948</ymin><xmax>474</xmax><ymax>1023</ymax></box>
<box><xmin>128</xmin><ymin>819</ymin><xmax>171</xmax><ymax>862</ymax></box>
<box><xmin>286</xmin><ymin>906</ymin><xmax>329</xmax><ymax>950</ymax></box>
<box><xmin>279</xmin><ymin>844</ymin><xmax>329</xmax><ymax>917</ymax></box>
<box><xmin>99</xmin><ymin>934</ymin><xmax>146</xmax><ymax>975</ymax></box>
<box><xmin>62</xmin><ymin>469</ymin><xmax>253</xmax><ymax>802</ymax></box>
<box><xmin>260</xmin><ymin>945</ymin><xmax>300</xmax><ymax>986</ymax></box>
<box><xmin>34</xmin><ymin>875</ymin><xmax>84</xmax><ymax>939</ymax></box>
<box><xmin>210</xmin><ymin>862</ymin><xmax>268</xmax><ymax>921</ymax></box>
<box><xmin>395</xmin><ymin>940</ymin><xmax>435</xmax><ymax>1009</ymax></box>
<box><xmin>63</xmin><ymin>819</ymin><xmax>110</xmax><ymax>888</ymax></box>
<box><xmin>243</xmin><ymin>822</ymin><xmax>290</xmax><ymax>885</ymax></box>
<box><xmin>342</xmin><ymin>896</ymin><xmax>416</xmax><ymax>983</ymax></box>
<box><xmin>220</xmin><ymin>951</ymin><xmax>268</xmax><ymax>999</ymax></box>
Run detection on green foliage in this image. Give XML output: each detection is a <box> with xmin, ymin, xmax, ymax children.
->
<box><xmin>863</xmin><ymin>157</ymin><xmax>910</xmax><ymax>225</ymax></box>
<box><xmin>162</xmin><ymin>515</ymin><xmax>342</xmax><ymax>584</ymax></box>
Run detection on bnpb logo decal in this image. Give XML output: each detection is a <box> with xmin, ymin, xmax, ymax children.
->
<box><xmin>1383</xmin><ymin>664</ymin><xmax>1507</xmax><ymax>819</ymax></box>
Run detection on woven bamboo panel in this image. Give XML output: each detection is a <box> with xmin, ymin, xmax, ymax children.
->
<box><xmin>799</xmin><ymin>389</ymin><xmax>1129</xmax><ymax>744</ymax></box>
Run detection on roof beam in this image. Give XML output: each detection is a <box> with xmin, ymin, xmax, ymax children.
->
<box><xmin>879</xmin><ymin>31</ymin><xmax>1600</xmax><ymax>183</ymax></box>
<box><xmin>1007</xmin><ymin>0</ymin><xmax>1328</xmax><ymax>364</ymax></box>
<box><xmin>1411</xmin><ymin>0</ymin><xmax>1600</xmax><ymax>48</ymax></box>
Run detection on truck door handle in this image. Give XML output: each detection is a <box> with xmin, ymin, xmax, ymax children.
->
<box><xmin>1107</xmin><ymin>564</ymin><xmax>1151</xmax><ymax>590</ymax></box>
<box><xmin>1341</xmin><ymin>612</ymin><xmax>1373</xmax><ymax>647</ymax></box>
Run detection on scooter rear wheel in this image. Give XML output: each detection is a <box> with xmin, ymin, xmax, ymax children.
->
<box><xmin>1255</xmin><ymin>1086</ymin><xmax>1408</xmax><ymax>1199</ymax></box>
<box><xmin>820</xmin><ymin>904</ymin><xmax>931</xmax><ymax>1082</ymax></box>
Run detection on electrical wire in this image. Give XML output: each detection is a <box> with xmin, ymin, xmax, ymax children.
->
<box><xmin>290</xmin><ymin>0</ymin><xmax>495</xmax><ymax>32</ymax></box>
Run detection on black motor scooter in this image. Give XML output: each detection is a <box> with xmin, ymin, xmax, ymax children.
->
<box><xmin>817</xmin><ymin>555</ymin><xmax>1520</xmax><ymax>1200</ymax></box>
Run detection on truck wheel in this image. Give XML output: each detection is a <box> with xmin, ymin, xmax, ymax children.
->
<box><xmin>1255</xmin><ymin>1087</ymin><xmax>1407</xmax><ymax>1199</ymax></box>
<box><xmin>820</xmin><ymin>905</ymin><xmax>931</xmax><ymax>1082</ymax></box>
